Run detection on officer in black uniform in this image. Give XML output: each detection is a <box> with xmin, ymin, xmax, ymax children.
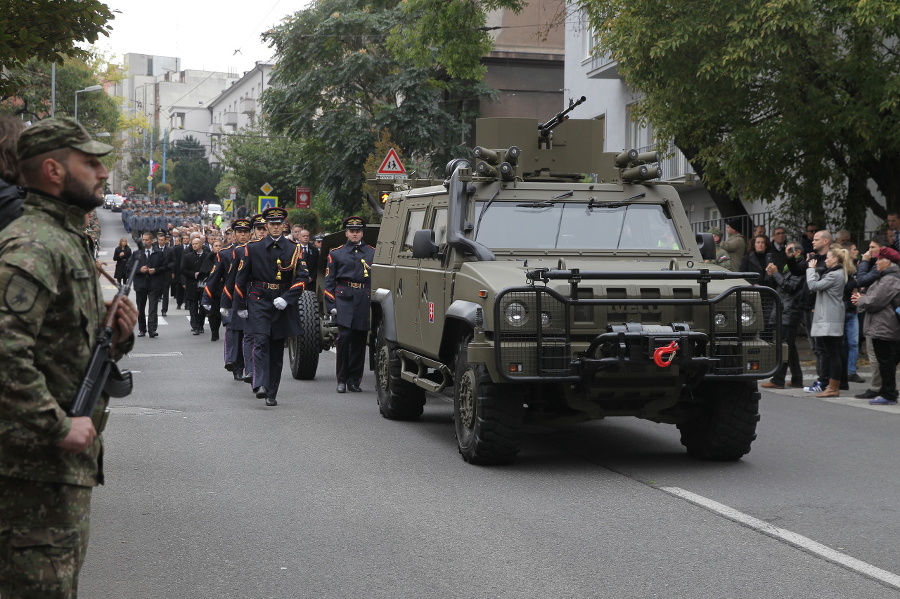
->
<box><xmin>210</xmin><ymin>218</ymin><xmax>252</xmax><ymax>380</ymax></box>
<box><xmin>324</xmin><ymin>216</ymin><xmax>375</xmax><ymax>393</ymax></box>
<box><xmin>234</xmin><ymin>207</ymin><xmax>309</xmax><ymax>406</ymax></box>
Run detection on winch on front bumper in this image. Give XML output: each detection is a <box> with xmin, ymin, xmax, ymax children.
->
<box><xmin>492</xmin><ymin>268</ymin><xmax>782</xmax><ymax>384</ymax></box>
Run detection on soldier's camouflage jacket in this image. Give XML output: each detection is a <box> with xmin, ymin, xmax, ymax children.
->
<box><xmin>0</xmin><ymin>190</ymin><xmax>133</xmax><ymax>487</ymax></box>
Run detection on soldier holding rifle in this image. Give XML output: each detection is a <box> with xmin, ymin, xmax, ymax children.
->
<box><xmin>0</xmin><ymin>118</ymin><xmax>138</xmax><ymax>597</ymax></box>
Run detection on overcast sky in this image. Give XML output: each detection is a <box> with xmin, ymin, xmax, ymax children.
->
<box><xmin>95</xmin><ymin>0</ymin><xmax>312</xmax><ymax>74</ymax></box>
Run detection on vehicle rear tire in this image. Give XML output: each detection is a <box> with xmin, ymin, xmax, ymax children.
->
<box><xmin>374</xmin><ymin>321</ymin><xmax>425</xmax><ymax>420</ymax></box>
<box><xmin>453</xmin><ymin>335</ymin><xmax>523</xmax><ymax>465</ymax></box>
<box><xmin>288</xmin><ymin>290</ymin><xmax>321</xmax><ymax>380</ymax></box>
<box><xmin>677</xmin><ymin>381</ymin><xmax>760</xmax><ymax>460</ymax></box>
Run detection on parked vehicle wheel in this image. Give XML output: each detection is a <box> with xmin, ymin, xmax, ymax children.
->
<box><xmin>453</xmin><ymin>335</ymin><xmax>523</xmax><ymax>465</ymax></box>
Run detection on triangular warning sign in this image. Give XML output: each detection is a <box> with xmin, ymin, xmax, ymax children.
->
<box><xmin>377</xmin><ymin>148</ymin><xmax>407</xmax><ymax>175</ymax></box>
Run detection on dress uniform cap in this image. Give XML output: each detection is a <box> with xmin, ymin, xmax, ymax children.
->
<box><xmin>232</xmin><ymin>218</ymin><xmax>252</xmax><ymax>231</ymax></box>
<box><xmin>18</xmin><ymin>117</ymin><xmax>114</xmax><ymax>161</ymax></box>
<box><xmin>263</xmin><ymin>207</ymin><xmax>288</xmax><ymax>223</ymax></box>
<box><xmin>251</xmin><ymin>214</ymin><xmax>267</xmax><ymax>227</ymax></box>
<box><xmin>343</xmin><ymin>216</ymin><xmax>366</xmax><ymax>230</ymax></box>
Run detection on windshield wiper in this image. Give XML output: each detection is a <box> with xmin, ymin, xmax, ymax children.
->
<box><xmin>599</xmin><ymin>192</ymin><xmax>646</xmax><ymax>209</ymax></box>
<box><xmin>475</xmin><ymin>189</ymin><xmax>500</xmax><ymax>238</ymax></box>
<box><xmin>515</xmin><ymin>190</ymin><xmax>573</xmax><ymax>208</ymax></box>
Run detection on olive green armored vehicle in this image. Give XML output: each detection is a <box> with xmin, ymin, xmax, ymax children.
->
<box><xmin>373</xmin><ymin>99</ymin><xmax>782</xmax><ymax>464</ymax></box>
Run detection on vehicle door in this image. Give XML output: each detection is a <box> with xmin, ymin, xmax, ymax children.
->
<box><xmin>417</xmin><ymin>203</ymin><xmax>450</xmax><ymax>357</ymax></box>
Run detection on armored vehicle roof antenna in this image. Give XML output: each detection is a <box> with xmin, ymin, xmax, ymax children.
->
<box><xmin>538</xmin><ymin>96</ymin><xmax>587</xmax><ymax>149</ymax></box>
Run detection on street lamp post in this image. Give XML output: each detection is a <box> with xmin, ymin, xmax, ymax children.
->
<box><xmin>74</xmin><ymin>85</ymin><xmax>103</xmax><ymax>122</ymax></box>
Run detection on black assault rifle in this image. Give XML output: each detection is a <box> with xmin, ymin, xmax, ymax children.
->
<box><xmin>68</xmin><ymin>261</ymin><xmax>139</xmax><ymax>418</ymax></box>
<box><xmin>538</xmin><ymin>95</ymin><xmax>587</xmax><ymax>140</ymax></box>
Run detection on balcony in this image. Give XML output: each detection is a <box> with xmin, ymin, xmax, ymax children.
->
<box><xmin>240</xmin><ymin>98</ymin><xmax>256</xmax><ymax>115</ymax></box>
<box><xmin>585</xmin><ymin>50</ymin><xmax>620</xmax><ymax>79</ymax></box>
<box><xmin>224</xmin><ymin>111</ymin><xmax>238</xmax><ymax>127</ymax></box>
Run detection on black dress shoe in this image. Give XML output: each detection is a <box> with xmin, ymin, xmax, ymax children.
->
<box><xmin>242</xmin><ymin>374</ymin><xmax>253</xmax><ymax>384</ymax></box>
<box><xmin>137</xmin><ymin>331</ymin><xmax>146</xmax><ymax>337</ymax></box>
<box><xmin>161</xmin><ymin>312</ymin><xmax>167</xmax><ymax>317</ymax></box>
<box><xmin>265</xmin><ymin>397</ymin><xmax>278</xmax><ymax>406</ymax></box>
<box><xmin>233</xmin><ymin>371</ymin><xmax>244</xmax><ymax>381</ymax></box>
<box><xmin>855</xmin><ymin>388</ymin><xmax>880</xmax><ymax>399</ymax></box>
<box><xmin>254</xmin><ymin>386</ymin><xmax>268</xmax><ymax>399</ymax></box>
<box><xmin>347</xmin><ymin>383</ymin><xmax>362</xmax><ymax>392</ymax></box>
<box><xmin>225</xmin><ymin>362</ymin><xmax>236</xmax><ymax>371</ymax></box>
<box><xmin>211</xmin><ymin>333</ymin><xmax>219</xmax><ymax>341</ymax></box>
<box><xmin>849</xmin><ymin>373</ymin><xmax>866</xmax><ymax>383</ymax></box>
<box><xmin>149</xmin><ymin>332</ymin><xmax>158</xmax><ymax>338</ymax></box>
<box><xmin>336</xmin><ymin>382</ymin><xmax>346</xmax><ymax>393</ymax></box>
<box><xmin>192</xmin><ymin>330</ymin><xmax>200</xmax><ymax>335</ymax></box>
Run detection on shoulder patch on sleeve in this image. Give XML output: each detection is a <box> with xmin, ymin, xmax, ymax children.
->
<box><xmin>4</xmin><ymin>272</ymin><xmax>40</xmax><ymax>313</ymax></box>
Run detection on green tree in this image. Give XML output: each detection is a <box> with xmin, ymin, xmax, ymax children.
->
<box><xmin>263</xmin><ymin>0</ymin><xmax>491</xmax><ymax>212</ymax></box>
<box><xmin>1</xmin><ymin>1</ymin><xmax>114</xmax><ymax>96</ymax></box>
<box><xmin>582</xmin><ymin>0</ymin><xmax>900</xmax><ymax>228</ymax></box>
<box><xmin>168</xmin><ymin>137</ymin><xmax>222</xmax><ymax>204</ymax></box>
<box><xmin>218</xmin><ymin>122</ymin><xmax>312</xmax><ymax>214</ymax></box>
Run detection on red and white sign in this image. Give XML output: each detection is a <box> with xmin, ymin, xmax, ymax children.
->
<box><xmin>428</xmin><ymin>302</ymin><xmax>435</xmax><ymax>323</ymax></box>
<box><xmin>127</xmin><ymin>185</ymin><xmax>135</xmax><ymax>192</ymax></box>
<box><xmin>296</xmin><ymin>186</ymin><xmax>311</xmax><ymax>209</ymax></box>
<box><xmin>376</xmin><ymin>148</ymin><xmax>407</xmax><ymax>178</ymax></box>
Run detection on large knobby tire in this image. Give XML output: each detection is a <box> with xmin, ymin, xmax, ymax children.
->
<box><xmin>374</xmin><ymin>322</ymin><xmax>425</xmax><ymax>420</ymax></box>
<box><xmin>288</xmin><ymin>290</ymin><xmax>321</xmax><ymax>380</ymax></box>
<box><xmin>677</xmin><ymin>381</ymin><xmax>760</xmax><ymax>461</ymax></box>
<box><xmin>453</xmin><ymin>336</ymin><xmax>523</xmax><ymax>465</ymax></box>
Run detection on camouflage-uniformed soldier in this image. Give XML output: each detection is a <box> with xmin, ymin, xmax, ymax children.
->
<box><xmin>234</xmin><ymin>207</ymin><xmax>310</xmax><ymax>406</ymax></box>
<box><xmin>0</xmin><ymin>118</ymin><xmax>138</xmax><ymax>597</ymax></box>
<box><xmin>324</xmin><ymin>216</ymin><xmax>375</xmax><ymax>393</ymax></box>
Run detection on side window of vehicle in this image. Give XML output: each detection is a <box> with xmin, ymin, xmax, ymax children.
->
<box><xmin>401</xmin><ymin>210</ymin><xmax>427</xmax><ymax>252</ymax></box>
<box><xmin>432</xmin><ymin>208</ymin><xmax>448</xmax><ymax>247</ymax></box>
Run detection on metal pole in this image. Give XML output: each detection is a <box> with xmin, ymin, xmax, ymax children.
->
<box><xmin>51</xmin><ymin>63</ymin><xmax>56</xmax><ymax>117</ymax></box>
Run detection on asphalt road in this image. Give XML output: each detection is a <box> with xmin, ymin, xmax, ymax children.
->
<box><xmin>81</xmin><ymin>208</ymin><xmax>900</xmax><ymax>598</ymax></box>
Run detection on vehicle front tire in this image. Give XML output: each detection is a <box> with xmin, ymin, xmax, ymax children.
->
<box><xmin>677</xmin><ymin>381</ymin><xmax>760</xmax><ymax>460</ymax></box>
<box><xmin>288</xmin><ymin>290</ymin><xmax>321</xmax><ymax>380</ymax></box>
<box><xmin>374</xmin><ymin>321</ymin><xmax>425</xmax><ymax>420</ymax></box>
<box><xmin>453</xmin><ymin>335</ymin><xmax>523</xmax><ymax>465</ymax></box>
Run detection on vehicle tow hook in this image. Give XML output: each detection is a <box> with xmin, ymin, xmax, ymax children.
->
<box><xmin>653</xmin><ymin>341</ymin><xmax>679</xmax><ymax>368</ymax></box>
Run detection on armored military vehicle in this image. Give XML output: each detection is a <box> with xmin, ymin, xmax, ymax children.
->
<box><xmin>371</xmin><ymin>99</ymin><xmax>782</xmax><ymax>464</ymax></box>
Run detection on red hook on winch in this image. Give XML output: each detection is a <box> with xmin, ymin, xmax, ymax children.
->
<box><xmin>653</xmin><ymin>341</ymin><xmax>679</xmax><ymax>368</ymax></box>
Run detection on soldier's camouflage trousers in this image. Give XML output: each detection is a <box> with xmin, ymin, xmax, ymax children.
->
<box><xmin>0</xmin><ymin>475</ymin><xmax>92</xmax><ymax>599</ymax></box>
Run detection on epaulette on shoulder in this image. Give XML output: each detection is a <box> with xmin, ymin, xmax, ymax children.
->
<box><xmin>331</xmin><ymin>243</ymin><xmax>346</xmax><ymax>252</ymax></box>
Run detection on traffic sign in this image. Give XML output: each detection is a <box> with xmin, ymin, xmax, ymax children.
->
<box><xmin>376</xmin><ymin>148</ymin><xmax>407</xmax><ymax>178</ymax></box>
<box><xmin>230</xmin><ymin>185</ymin><xmax>238</xmax><ymax>194</ymax></box>
<box><xmin>128</xmin><ymin>185</ymin><xmax>134</xmax><ymax>192</ymax></box>
<box><xmin>261</xmin><ymin>182</ymin><xmax>273</xmax><ymax>195</ymax></box>
<box><xmin>258</xmin><ymin>196</ymin><xmax>278</xmax><ymax>212</ymax></box>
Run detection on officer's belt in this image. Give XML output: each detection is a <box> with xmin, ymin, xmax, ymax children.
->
<box><xmin>251</xmin><ymin>281</ymin><xmax>286</xmax><ymax>290</ymax></box>
<box><xmin>338</xmin><ymin>279</ymin><xmax>369</xmax><ymax>289</ymax></box>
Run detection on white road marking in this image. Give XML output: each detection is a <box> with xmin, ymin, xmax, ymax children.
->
<box><xmin>661</xmin><ymin>486</ymin><xmax>900</xmax><ymax>590</ymax></box>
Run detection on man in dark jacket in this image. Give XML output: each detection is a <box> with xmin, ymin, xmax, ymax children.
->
<box><xmin>182</xmin><ymin>237</ymin><xmax>210</xmax><ymax>334</ymax></box>
<box><xmin>761</xmin><ymin>242</ymin><xmax>806</xmax><ymax>389</ymax></box>
<box><xmin>128</xmin><ymin>231</ymin><xmax>170</xmax><ymax>337</ymax></box>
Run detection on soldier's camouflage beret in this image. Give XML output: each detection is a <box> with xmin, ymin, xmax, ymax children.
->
<box><xmin>18</xmin><ymin>117</ymin><xmax>113</xmax><ymax>161</ymax></box>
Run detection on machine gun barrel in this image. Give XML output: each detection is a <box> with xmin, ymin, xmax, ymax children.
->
<box><xmin>538</xmin><ymin>96</ymin><xmax>587</xmax><ymax>136</ymax></box>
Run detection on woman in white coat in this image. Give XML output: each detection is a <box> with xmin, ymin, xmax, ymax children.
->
<box><xmin>805</xmin><ymin>247</ymin><xmax>849</xmax><ymax>397</ymax></box>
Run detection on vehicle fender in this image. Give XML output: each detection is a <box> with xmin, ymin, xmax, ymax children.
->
<box><xmin>445</xmin><ymin>300</ymin><xmax>481</xmax><ymax>330</ymax></box>
<box><xmin>371</xmin><ymin>288</ymin><xmax>396</xmax><ymax>342</ymax></box>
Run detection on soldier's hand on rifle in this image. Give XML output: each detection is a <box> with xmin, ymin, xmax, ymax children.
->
<box><xmin>57</xmin><ymin>417</ymin><xmax>97</xmax><ymax>453</ymax></box>
<box><xmin>108</xmin><ymin>296</ymin><xmax>138</xmax><ymax>344</ymax></box>
<box><xmin>237</xmin><ymin>310</ymin><xmax>249</xmax><ymax>319</ymax></box>
<box><xmin>273</xmin><ymin>297</ymin><xmax>287</xmax><ymax>310</ymax></box>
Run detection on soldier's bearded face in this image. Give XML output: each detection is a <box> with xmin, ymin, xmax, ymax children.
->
<box><xmin>60</xmin><ymin>170</ymin><xmax>104</xmax><ymax>210</ymax></box>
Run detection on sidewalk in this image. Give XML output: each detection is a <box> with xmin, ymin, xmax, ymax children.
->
<box><xmin>766</xmin><ymin>333</ymin><xmax>899</xmax><ymax>412</ymax></box>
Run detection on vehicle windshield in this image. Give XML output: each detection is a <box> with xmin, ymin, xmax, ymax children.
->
<box><xmin>473</xmin><ymin>201</ymin><xmax>682</xmax><ymax>250</ymax></box>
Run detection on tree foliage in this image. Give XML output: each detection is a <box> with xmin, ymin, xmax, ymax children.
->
<box><xmin>262</xmin><ymin>0</ymin><xmax>492</xmax><ymax>213</ymax></box>
<box><xmin>581</xmin><ymin>0</ymin><xmax>900</xmax><ymax>228</ymax></box>
<box><xmin>166</xmin><ymin>135</ymin><xmax>221</xmax><ymax>204</ymax></box>
<box><xmin>218</xmin><ymin>122</ymin><xmax>312</xmax><ymax>214</ymax></box>
<box><xmin>1</xmin><ymin>0</ymin><xmax>115</xmax><ymax>96</ymax></box>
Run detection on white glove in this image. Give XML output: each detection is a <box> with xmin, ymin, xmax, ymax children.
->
<box><xmin>237</xmin><ymin>310</ymin><xmax>249</xmax><ymax>319</ymax></box>
<box><xmin>220</xmin><ymin>308</ymin><xmax>231</xmax><ymax>318</ymax></box>
<box><xmin>273</xmin><ymin>297</ymin><xmax>287</xmax><ymax>310</ymax></box>
<box><xmin>201</xmin><ymin>301</ymin><xmax>212</xmax><ymax>311</ymax></box>
<box><xmin>330</xmin><ymin>308</ymin><xmax>337</xmax><ymax>315</ymax></box>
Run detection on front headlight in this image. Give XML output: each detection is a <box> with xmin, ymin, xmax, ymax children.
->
<box><xmin>505</xmin><ymin>301</ymin><xmax>528</xmax><ymax>327</ymax></box>
<box><xmin>740</xmin><ymin>301</ymin><xmax>755</xmax><ymax>326</ymax></box>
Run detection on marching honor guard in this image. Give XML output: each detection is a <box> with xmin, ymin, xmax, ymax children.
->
<box><xmin>234</xmin><ymin>207</ymin><xmax>310</xmax><ymax>406</ymax></box>
<box><xmin>324</xmin><ymin>216</ymin><xmax>375</xmax><ymax>393</ymax></box>
<box><xmin>214</xmin><ymin>218</ymin><xmax>252</xmax><ymax>380</ymax></box>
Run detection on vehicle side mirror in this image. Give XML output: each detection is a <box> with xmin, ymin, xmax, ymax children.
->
<box><xmin>412</xmin><ymin>229</ymin><xmax>439</xmax><ymax>259</ymax></box>
<box><xmin>696</xmin><ymin>232</ymin><xmax>716</xmax><ymax>262</ymax></box>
